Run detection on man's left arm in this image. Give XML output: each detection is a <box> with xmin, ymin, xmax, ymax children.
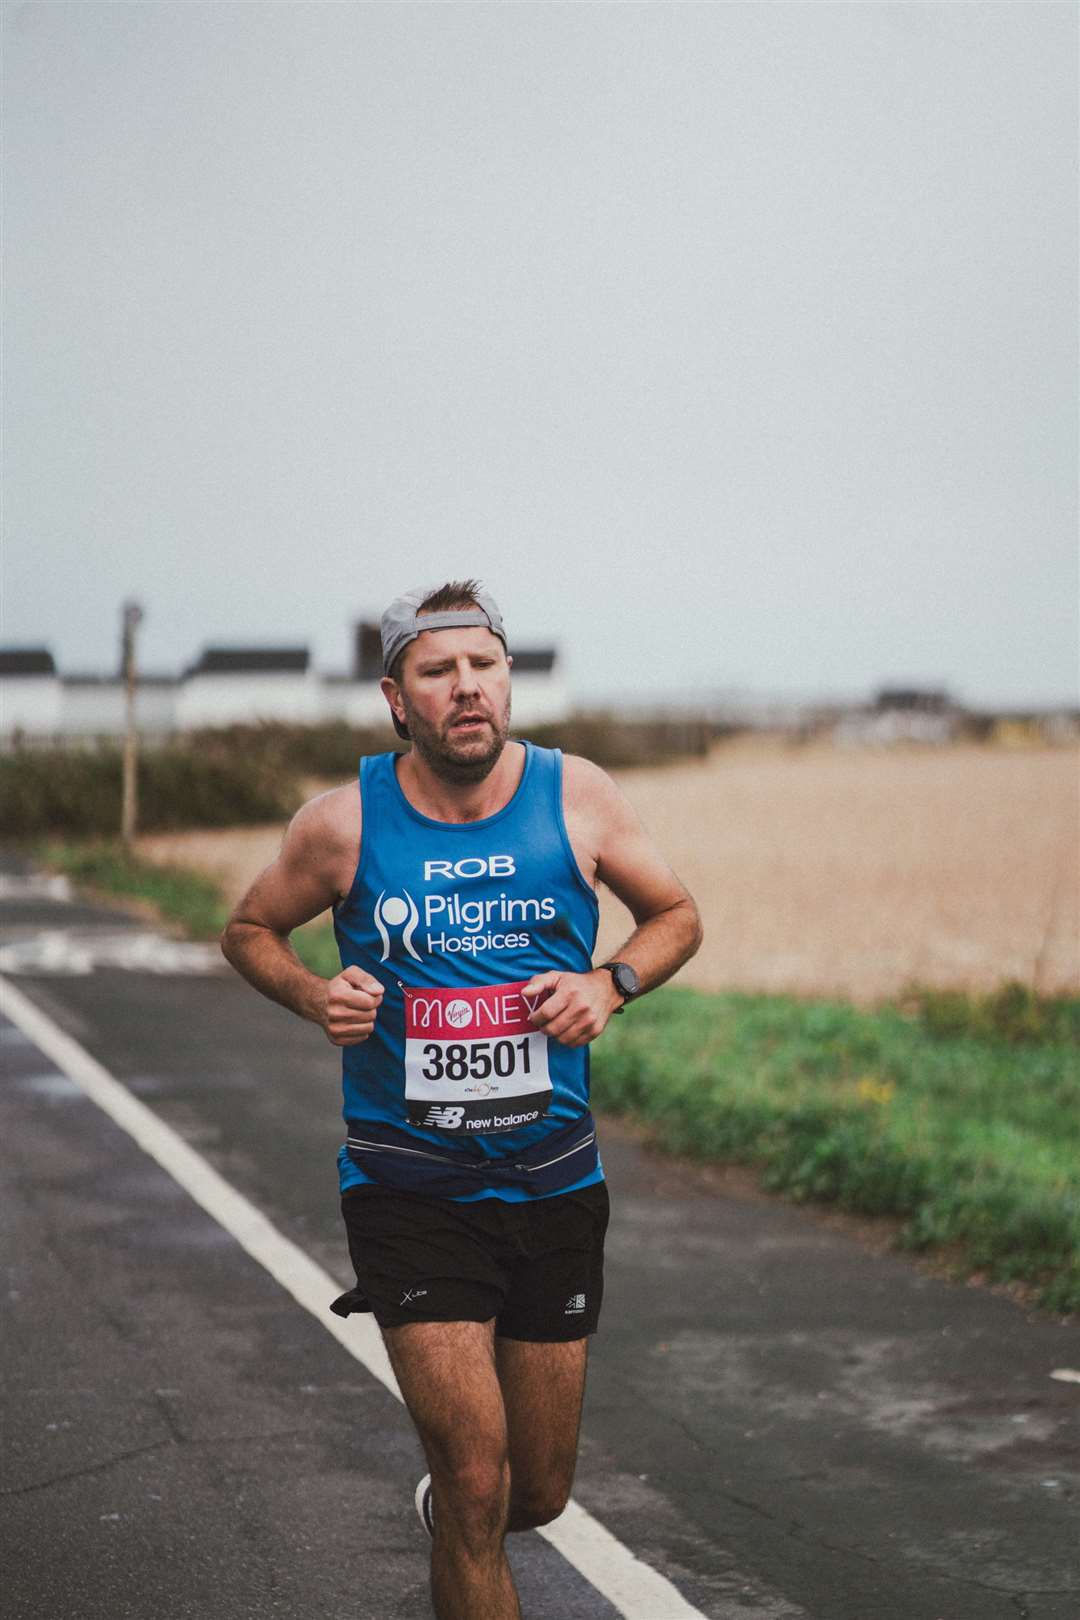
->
<box><xmin>525</xmin><ymin>759</ymin><xmax>703</xmax><ymax>1047</ymax></box>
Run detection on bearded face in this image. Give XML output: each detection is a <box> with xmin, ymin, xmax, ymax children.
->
<box><xmin>398</xmin><ymin>682</ymin><xmax>512</xmax><ymax>785</ymax></box>
<box><xmin>388</xmin><ymin>626</ymin><xmax>514</xmax><ymax>786</ymax></box>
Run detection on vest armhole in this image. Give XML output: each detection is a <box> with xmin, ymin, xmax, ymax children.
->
<box><xmin>552</xmin><ymin>749</ymin><xmax>600</xmax><ymax>915</ymax></box>
<box><xmin>333</xmin><ymin>753</ymin><xmax>372</xmax><ymax>914</ymax></box>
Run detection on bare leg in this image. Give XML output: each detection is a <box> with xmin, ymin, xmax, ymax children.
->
<box><xmin>495</xmin><ymin>1335</ymin><xmax>589</xmax><ymax>1532</ymax></box>
<box><xmin>382</xmin><ymin>1319</ymin><xmax>522</xmax><ymax>1620</ymax></box>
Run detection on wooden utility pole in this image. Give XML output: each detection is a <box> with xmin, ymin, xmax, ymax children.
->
<box><xmin>120</xmin><ymin>600</ymin><xmax>144</xmax><ymax>845</ymax></box>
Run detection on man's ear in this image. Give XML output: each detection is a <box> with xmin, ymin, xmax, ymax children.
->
<box><xmin>379</xmin><ymin>675</ymin><xmax>408</xmax><ymax>735</ymax></box>
<box><xmin>506</xmin><ymin>653</ymin><xmax>513</xmax><ymax>670</ymax></box>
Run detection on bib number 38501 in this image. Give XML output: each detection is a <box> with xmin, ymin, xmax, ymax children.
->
<box><xmin>402</xmin><ymin>981</ymin><xmax>553</xmax><ymax>1134</ymax></box>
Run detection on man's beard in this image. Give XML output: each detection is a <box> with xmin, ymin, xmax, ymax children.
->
<box><xmin>402</xmin><ymin>693</ymin><xmax>512</xmax><ymax>786</ymax></box>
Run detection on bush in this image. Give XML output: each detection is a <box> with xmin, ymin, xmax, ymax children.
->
<box><xmin>905</xmin><ymin>982</ymin><xmax>1080</xmax><ymax>1046</ymax></box>
<box><xmin>525</xmin><ymin>713</ymin><xmax>714</xmax><ymax>768</ymax></box>
<box><xmin>1</xmin><ymin>741</ymin><xmax>300</xmax><ymax>835</ymax></box>
<box><xmin>183</xmin><ymin>714</ymin><xmax>717</xmax><ymax>776</ymax></box>
<box><xmin>185</xmin><ymin>720</ymin><xmax>403</xmax><ymax>779</ymax></box>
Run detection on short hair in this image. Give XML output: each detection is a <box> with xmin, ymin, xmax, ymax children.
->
<box><xmin>387</xmin><ymin>578</ymin><xmax>487</xmax><ymax>685</ymax></box>
<box><xmin>387</xmin><ymin>578</ymin><xmax>502</xmax><ymax>740</ymax></box>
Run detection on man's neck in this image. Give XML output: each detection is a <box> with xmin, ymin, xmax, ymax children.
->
<box><xmin>395</xmin><ymin>740</ymin><xmax>526</xmax><ymax>823</ymax></box>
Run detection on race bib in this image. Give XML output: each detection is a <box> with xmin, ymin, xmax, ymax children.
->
<box><xmin>402</xmin><ymin>980</ymin><xmax>553</xmax><ymax>1134</ymax></box>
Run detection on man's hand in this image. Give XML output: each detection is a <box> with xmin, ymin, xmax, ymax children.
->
<box><xmin>523</xmin><ymin>969</ymin><xmax>622</xmax><ymax>1048</ymax></box>
<box><xmin>321</xmin><ymin>966</ymin><xmax>384</xmax><ymax>1046</ymax></box>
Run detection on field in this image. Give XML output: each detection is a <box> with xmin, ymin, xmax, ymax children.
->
<box><xmin>137</xmin><ymin>737</ymin><xmax>1080</xmax><ymax>1003</ymax></box>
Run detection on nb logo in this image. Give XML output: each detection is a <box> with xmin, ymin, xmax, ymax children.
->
<box><xmin>423</xmin><ymin>1106</ymin><xmax>465</xmax><ymax>1129</ymax></box>
<box><xmin>373</xmin><ymin>889</ymin><xmax>421</xmax><ymax>962</ymax></box>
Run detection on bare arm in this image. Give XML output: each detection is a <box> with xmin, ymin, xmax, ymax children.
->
<box><xmin>526</xmin><ymin>756</ymin><xmax>703</xmax><ymax>1045</ymax></box>
<box><xmin>220</xmin><ymin>784</ymin><xmax>382</xmax><ymax>1045</ymax></box>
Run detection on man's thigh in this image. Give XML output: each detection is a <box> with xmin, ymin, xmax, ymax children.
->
<box><xmin>383</xmin><ymin>1318</ymin><xmax>508</xmax><ymax>1476</ymax></box>
<box><xmin>495</xmin><ymin>1335</ymin><xmax>589</xmax><ymax>1504</ymax></box>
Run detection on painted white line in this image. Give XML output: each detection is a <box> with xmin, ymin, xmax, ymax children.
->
<box><xmin>0</xmin><ymin>974</ymin><xmax>708</xmax><ymax>1620</ymax></box>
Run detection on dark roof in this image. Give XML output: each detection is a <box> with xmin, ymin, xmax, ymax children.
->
<box><xmin>63</xmin><ymin>673</ymin><xmax>177</xmax><ymax>688</ymax></box>
<box><xmin>0</xmin><ymin>648</ymin><xmax>56</xmax><ymax>677</ymax></box>
<box><xmin>509</xmin><ymin>648</ymin><xmax>556</xmax><ymax>673</ymax></box>
<box><xmin>873</xmin><ymin>687</ymin><xmax>951</xmax><ymax>713</ymax></box>
<box><xmin>187</xmin><ymin>647</ymin><xmax>310</xmax><ymax>677</ymax></box>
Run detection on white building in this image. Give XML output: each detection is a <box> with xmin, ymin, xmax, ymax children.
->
<box><xmin>0</xmin><ymin>650</ymin><xmax>63</xmax><ymax>739</ymax></box>
<box><xmin>1</xmin><ymin>626</ymin><xmax>572</xmax><ymax>743</ymax></box>
<box><xmin>174</xmin><ymin>648</ymin><xmax>322</xmax><ymax>730</ymax></box>
<box><xmin>60</xmin><ymin>675</ymin><xmax>178</xmax><ymax>739</ymax></box>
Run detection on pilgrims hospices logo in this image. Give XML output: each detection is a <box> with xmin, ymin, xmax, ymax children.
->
<box><xmin>373</xmin><ymin>890</ymin><xmax>421</xmax><ymax>962</ymax></box>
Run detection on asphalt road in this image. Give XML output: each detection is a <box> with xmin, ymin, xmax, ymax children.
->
<box><xmin>2</xmin><ymin>857</ymin><xmax>1078</xmax><ymax>1619</ymax></box>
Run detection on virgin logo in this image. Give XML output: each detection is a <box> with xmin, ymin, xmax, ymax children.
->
<box><xmin>445</xmin><ymin>999</ymin><xmax>473</xmax><ymax>1028</ymax></box>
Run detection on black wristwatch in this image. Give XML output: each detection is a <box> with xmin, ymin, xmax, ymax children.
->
<box><xmin>601</xmin><ymin>961</ymin><xmax>641</xmax><ymax>1012</ymax></box>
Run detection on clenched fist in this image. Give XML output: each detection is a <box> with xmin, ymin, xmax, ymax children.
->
<box><xmin>321</xmin><ymin>965</ymin><xmax>384</xmax><ymax>1046</ymax></box>
<box><xmin>522</xmin><ymin>968</ymin><xmax>622</xmax><ymax>1048</ymax></box>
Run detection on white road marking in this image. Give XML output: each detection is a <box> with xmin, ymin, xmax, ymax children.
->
<box><xmin>0</xmin><ymin>973</ymin><xmax>708</xmax><ymax>1620</ymax></box>
<box><xmin>0</xmin><ymin>872</ymin><xmax>74</xmax><ymax>900</ymax></box>
<box><xmin>0</xmin><ymin>928</ymin><xmax>224</xmax><ymax>975</ymax></box>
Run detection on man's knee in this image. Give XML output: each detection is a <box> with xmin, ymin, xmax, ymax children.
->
<box><xmin>507</xmin><ymin>1478</ymin><xmax>572</xmax><ymax>1532</ymax></box>
<box><xmin>433</xmin><ymin>1456</ymin><xmax>511</xmax><ymax>1540</ymax></box>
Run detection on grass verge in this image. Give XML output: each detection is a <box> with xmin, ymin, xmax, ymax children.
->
<box><xmin>592</xmin><ymin>985</ymin><xmax>1080</xmax><ymax>1313</ymax></box>
<box><xmin>36</xmin><ymin>843</ymin><xmax>1080</xmax><ymax>1311</ymax></box>
<box><xmin>39</xmin><ymin>841</ymin><xmax>231</xmax><ymax>939</ymax></box>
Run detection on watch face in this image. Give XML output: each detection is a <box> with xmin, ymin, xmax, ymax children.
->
<box><xmin>612</xmin><ymin>962</ymin><xmax>640</xmax><ymax>999</ymax></box>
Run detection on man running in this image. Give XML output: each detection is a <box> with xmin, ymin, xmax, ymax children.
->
<box><xmin>221</xmin><ymin>580</ymin><xmax>702</xmax><ymax>1620</ymax></box>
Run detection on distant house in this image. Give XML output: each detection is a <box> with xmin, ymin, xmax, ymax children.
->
<box><xmin>0</xmin><ymin>649</ymin><xmax>62</xmax><ymax>738</ymax></box>
<box><xmin>59</xmin><ymin>674</ymin><xmax>178</xmax><ymax>738</ymax></box>
<box><xmin>834</xmin><ymin>687</ymin><xmax>961</xmax><ymax>747</ymax></box>
<box><xmin>174</xmin><ymin>647</ymin><xmax>320</xmax><ymax>730</ymax></box>
<box><xmin>1</xmin><ymin>621</ymin><xmax>572</xmax><ymax>742</ymax></box>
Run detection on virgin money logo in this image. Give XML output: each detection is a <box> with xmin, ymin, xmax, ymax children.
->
<box><xmin>374</xmin><ymin>889</ymin><xmax>421</xmax><ymax>962</ymax></box>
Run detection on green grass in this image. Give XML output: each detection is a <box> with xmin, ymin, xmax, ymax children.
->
<box><xmin>290</xmin><ymin>917</ymin><xmax>341</xmax><ymax>976</ymax></box>
<box><xmin>36</xmin><ymin>843</ymin><xmax>1080</xmax><ymax>1311</ymax></box>
<box><xmin>592</xmin><ymin>986</ymin><xmax>1080</xmax><ymax>1312</ymax></box>
<box><xmin>39</xmin><ymin>841</ymin><xmax>231</xmax><ymax>939</ymax></box>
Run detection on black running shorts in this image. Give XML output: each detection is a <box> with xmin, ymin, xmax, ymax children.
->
<box><xmin>335</xmin><ymin>1180</ymin><xmax>609</xmax><ymax>1340</ymax></box>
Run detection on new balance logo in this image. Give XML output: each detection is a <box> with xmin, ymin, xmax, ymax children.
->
<box><xmin>422</xmin><ymin>1105</ymin><xmax>465</xmax><ymax>1129</ymax></box>
<box><xmin>564</xmin><ymin>1294</ymin><xmax>586</xmax><ymax>1315</ymax></box>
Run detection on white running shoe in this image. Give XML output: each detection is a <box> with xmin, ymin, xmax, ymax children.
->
<box><xmin>414</xmin><ymin>1474</ymin><xmax>434</xmax><ymax>1538</ymax></box>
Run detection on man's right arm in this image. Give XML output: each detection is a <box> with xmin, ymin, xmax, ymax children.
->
<box><xmin>220</xmin><ymin>785</ymin><xmax>383</xmax><ymax>1046</ymax></box>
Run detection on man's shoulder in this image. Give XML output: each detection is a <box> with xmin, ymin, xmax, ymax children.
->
<box><xmin>560</xmin><ymin>751</ymin><xmax>619</xmax><ymax>804</ymax></box>
<box><xmin>289</xmin><ymin>778</ymin><xmax>361</xmax><ymax>849</ymax></box>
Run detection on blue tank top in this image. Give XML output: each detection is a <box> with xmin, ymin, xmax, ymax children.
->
<box><xmin>333</xmin><ymin>742</ymin><xmax>603</xmax><ymax>1201</ymax></box>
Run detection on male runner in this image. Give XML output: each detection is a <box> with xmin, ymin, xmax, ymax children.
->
<box><xmin>221</xmin><ymin>581</ymin><xmax>702</xmax><ymax>1620</ymax></box>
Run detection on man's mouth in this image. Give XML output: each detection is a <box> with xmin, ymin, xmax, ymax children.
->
<box><xmin>448</xmin><ymin>713</ymin><xmax>489</xmax><ymax>733</ymax></box>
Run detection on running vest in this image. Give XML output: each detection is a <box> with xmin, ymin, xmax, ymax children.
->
<box><xmin>333</xmin><ymin>743</ymin><xmax>603</xmax><ymax>1202</ymax></box>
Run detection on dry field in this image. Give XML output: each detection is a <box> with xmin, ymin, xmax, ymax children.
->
<box><xmin>138</xmin><ymin>739</ymin><xmax>1079</xmax><ymax>1004</ymax></box>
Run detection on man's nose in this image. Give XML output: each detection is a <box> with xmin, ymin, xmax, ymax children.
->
<box><xmin>451</xmin><ymin>659</ymin><xmax>480</xmax><ymax>695</ymax></box>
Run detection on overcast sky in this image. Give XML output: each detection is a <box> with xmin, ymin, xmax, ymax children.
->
<box><xmin>4</xmin><ymin>2</ymin><xmax>1077</xmax><ymax>708</ymax></box>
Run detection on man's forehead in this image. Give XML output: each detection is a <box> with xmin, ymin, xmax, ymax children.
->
<box><xmin>407</xmin><ymin>623</ymin><xmax>505</xmax><ymax>665</ymax></box>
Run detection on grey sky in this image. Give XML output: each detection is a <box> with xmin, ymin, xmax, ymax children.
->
<box><xmin>4</xmin><ymin>2</ymin><xmax>1077</xmax><ymax>708</ymax></box>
